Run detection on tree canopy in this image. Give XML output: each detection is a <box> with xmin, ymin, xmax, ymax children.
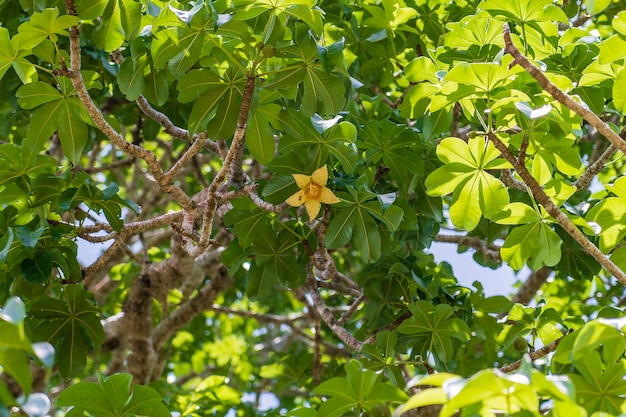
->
<box><xmin>1</xmin><ymin>0</ymin><xmax>626</xmax><ymax>416</ymax></box>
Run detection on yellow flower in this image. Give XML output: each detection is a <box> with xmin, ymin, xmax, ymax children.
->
<box><xmin>286</xmin><ymin>165</ymin><xmax>340</xmax><ymax>219</ymax></box>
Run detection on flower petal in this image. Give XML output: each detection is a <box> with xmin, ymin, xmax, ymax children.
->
<box><xmin>304</xmin><ymin>199</ymin><xmax>321</xmax><ymax>218</ymax></box>
<box><xmin>311</xmin><ymin>165</ymin><xmax>329</xmax><ymax>187</ymax></box>
<box><xmin>293</xmin><ymin>174</ymin><xmax>311</xmax><ymax>188</ymax></box>
<box><xmin>319</xmin><ymin>187</ymin><xmax>340</xmax><ymax>204</ymax></box>
<box><xmin>286</xmin><ymin>190</ymin><xmax>307</xmax><ymax>207</ymax></box>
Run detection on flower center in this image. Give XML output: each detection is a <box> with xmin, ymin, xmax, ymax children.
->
<box><xmin>304</xmin><ymin>182</ymin><xmax>322</xmax><ymax>199</ymax></box>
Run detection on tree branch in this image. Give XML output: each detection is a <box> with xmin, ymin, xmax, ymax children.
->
<box><xmin>435</xmin><ymin>234</ymin><xmax>502</xmax><ymax>264</ymax></box>
<box><xmin>499</xmin><ymin>335</ymin><xmax>565</xmax><ymax>373</ymax></box>
<box><xmin>305</xmin><ymin>268</ymin><xmax>364</xmax><ymax>351</ymax></box>
<box><xmin>64</xmin><ymin>0</ymin><xmax>195</xmax><ymax>211</ymax></box>
<box><xmin>488</xmin><ymin>132</ymin><xmax>626</xmax><ymax>286</ymax></box>
<box><xmin>182</xmin><ymin>76</ymin><xmax>257</xmax><ymax>256</ymax></box>
<box><xmin>503</xmin><ymin>24</ymin><xmax>626</xmax><ymax>156</ymax></box>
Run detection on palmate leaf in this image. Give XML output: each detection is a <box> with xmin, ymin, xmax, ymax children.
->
<box><xmin>361</xmin><ymin>120</ymin><xmax>424</xmax><ymax>180</ymax></box>
<box><xmin>585</xmin><ymin>197</ymin><xmax>626</xmax><ymax>253</ymax></box>
<box><xmin>0</xmin><ymin>144</ymin><xmax>56</xmax><ymax>184</ymax></box>
<box><xmin>426</xmin><ymin>136</ymin><xmax>510</xmax><ymax>231</ymax></box>
<box><xmin>279</xmin><ymin>117</ymin><xmax>358</xmax><ymax>173</ymax></box>
<box><xmin>501</xmin><ymin>222</ymin><xmax>562</xmax><ymax>270</ymax></box>
<box><xmin>223</xmin><ymin>203</ymin><xmax>272</xmax><ymax>247</ymax></box>
<box><xmin>252</xmin><ymin>230</ymin><xmax>303</xmax><ymax>284</ymax></box>
<box><xmin>27</xmin><ymin>285</ymin><xmax>104</xmax><ymax>378</ymax></box>
<box><xmin>57</xmin><ymin>373</ymin><xmax>170</xmax><ymax>417</ymax></box>
<box><xmin>397</xmin><ymin>300</ymin><xmax>470</xmax><ymax>363</ymax></box>
<box><xmin>325</xmin><ymin>187</ymin><xmax>400</xmax><ymax>263</ymax></box>
<box><xmin>14</xmin><ymin>9</ymin><xmax>79</xmax><ymax>50</ymax></box>
<box><xmin>479</xmin><ymin>0</ymin><xmax>568</xmax><ymax>24</ymax></box>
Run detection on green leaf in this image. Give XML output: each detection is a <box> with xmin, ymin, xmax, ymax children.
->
<box><xmin>26</xmin><ymin>100</ymin><xmax>63</xmax><ymax>153</ymax></box>
<box><xmin>501</xmin><ymin>223</ymin><xmax>562</xmax><ymax>270</ymax></box>
<box><xmin>93</xmin><ymin>3</ymin><xmax>125</xmax><ymax>52</ymax></box>
<box><xmin>613</xmin><ymin>67</ymin><xmax>626</xmax><ymax>115</ymax></box>
<box><xmin>188</xmin><ymin>85</ymin><xmax>229</xmax><ymax>135</ymax></box>
<box><xmin>177</xmin><ymin>68</ymin><xmax>223</xmax><ymax>103</ymax></box>
<box><xmin>16</xmin><ymin>82</ymin><xmax>63</xmax><ymax>109</ymax></box>
<box><xmin>15</xmin><ymin>9</ymin><xmax>79</xmax><ymax>50</ymax></box>
<box><xmin>286</xmin><ymin>4</ymin><xmax>323</xmax><ymax>35</ymax></box>
<box><xmin>21</xmin><ymin>251</ymin><xmax>52</xmax><ymax>284</ymax></box>
<box><xmin>57</xmin><ymin>99</ymin><xmax>88</xmax><ymax>164</ymax></box>
<box><xmin>404</xmin><ymin>56</ymin><xmax>439</xmax><ymax>83</ymax></box>
<box><xmin>247</xmin><ymin>263</ymin><xmax>276</xmax><ymax>301</ymax></box>
<box><xmin>253</xmin><ymin>230</ymin><xmax>303</xmax><ymax>283</ymax></box>
<box><xmin>119</xmin><ymin>0</ymin><xmax>142</xmax><ymax>41</ymax></box>
<box><xmin>302</xmin><ymin>67</ymin><xmax>345</xmax><ymax>117</ymax></box>
<box><xmin>76</xmin><ymin>0</ymin><xmax>108</xmax><ymax>20</ymax></box>
<box><xmin>0</xmin><ymin>28</ymin><xmax>16</xmax><ymax>81</ymax></box>
<box><xmin>206</xmin><ymin>86</ymin><xmax>241</xmax><ymax>138</ymax></box>
<box><xmin>16</xmin><ymin>220</ymin><xmax>45</xmax><ymax>250</ymax></box>
<box><xmin>325</xmin><ymin>207</ymin><xmax>355</xmax><ymax>249</ymax></box>
<box><xmin>117</xmin><ymin>57</ymin><xmax>146</xmax><ymax>101</ymax></box>
<box><xmin>224</xmin><ymin>206</ymin><xmax>272</xmax><ymax>248</ymax></box>
<box><xmin>27</xmin><ymin>285</ymin><xmax>104</xmax><ymax>378</ymax></box>
<box><xmin>398</xmin><ymin>301</ymin><xmax>471</xmax><ymax>362</ymax></box>
<box><xmin>143</xmin><ymin>68</ymin><xmax>169</xmax><ymax>106</ymax></box>
<box><xmin>315</xmin><ymin>36</ymin><xmax>344</xmax><ymax>73</ymax></box>
<box><xmin>479</xmin><ymin>0</ymin><xmax>568</xmax><ymax>24</ymax></box>
<box><xmin>599</xmin><ymin>34</ymin><xmax>626</xmax><ymax>64</ymax></box>
<box><xmin>587</xmin><ymin>0</ymin><xmax>612</xmax><ymax>16</ymax></box>
<box><xmin>101</xmin><ymin>373</ymin><xmax>132</xmax><ymax>413</ymax></box>
<box><xmin>585</xmin><ymin>197</ymin><xmax>626</xmax><ymax>253</ymax></box>
<box><xmin>57</xmin><ymin>382</ymin><xmax>116</xmax><ymax>417</ymax></box>
<box><xmin>0</xmin><ymin>348</ymin><xmax>31</xmax><ymax>398</ymax></box>
<box><xmin>492</xmin><ymin>202</ymin><xmax>540</xmax><ymax>224</ymax></box>
<box><xmin>246</xmin><ymin>112</ymin><xmax>275</xmax><ymax>165</ymax></box>
<box><xmin>124</xmin><ymin>384</ymin><xmax>170</xmax><ymax>417</ymax></box>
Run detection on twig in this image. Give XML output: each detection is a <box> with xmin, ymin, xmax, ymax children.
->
<box><xmin>337</xmin><ymin>294</ymin><xmax>365</xmax><ymax>326</ymax></box>
<box><xmin>75</xmin><ymin>158</ymin><xmax>135</xmax><ymax>174</ymax></box>
<box><xmin>574</xmin><ymin>143</ymin><xmax>616</xmax><ymax>190</ymax></box>
<box><xmin>435</xmin><ymin>234</ymin><xmax>502</xmax><ymax>263</ymax></box>
<box><xmin>499</xmin><ymin>336</ymin><xmax>564</xmax><ymax>373</ymax></box>
<box><xmin>162</xmin><ymin>133</ymin><xmax>208</xmax><ymax>184</ymax></box>
<box><xmin>316</xmin><ymin>280</ymin><xmax>364</xmax><ymax>298</ymax></box>
<box><xmin>306</xmin><ymin>268</ymin><xmax>364</xmax><ymax>351</ymax></box>
<box><xmin>500</xmin><ymin>169</ymin><xmax>527</xmax><ymax>191</ymax></box>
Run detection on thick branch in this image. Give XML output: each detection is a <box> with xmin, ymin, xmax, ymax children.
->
<box><xmin>511</xmin><ymin>266</ymin><xmax>551</xmax><ymax>305</ymax></box>
<box><xmin>503</xmin><ymin>24</ymin><xmax>626</xmax><ymax>156</ymax></box>
<box><xmin>183</xmin><ymin>76</ymin><xmax>257</xmax><ymax>255</ymax></box>
<box><xmin>64</xmin><ymin>1</ymin><xmax>194</xmax><ymax>211</ymax></box>
<box><xmin>152</xmin><ymin>271</ymin><xmax>232</xmax><ymax>348</ymax></box>
<box><xmin>489</xmin><ymin>132</ymin><xmax>626</xmax><ymax>286</ymax></box>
